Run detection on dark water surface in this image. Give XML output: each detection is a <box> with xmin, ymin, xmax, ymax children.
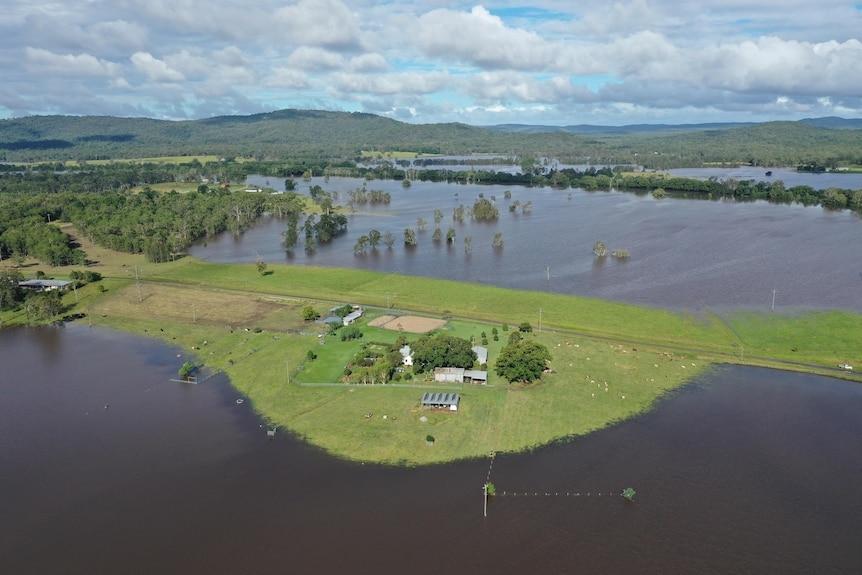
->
<box><xmin>191</xmin><ymin>176</ymin><xmax>862</xmax><ymax>312</ymax></box>
<box><xmin>3</xmin><ymin>325</ymin><xmax>861</xmax><ymax>574</ymax></box>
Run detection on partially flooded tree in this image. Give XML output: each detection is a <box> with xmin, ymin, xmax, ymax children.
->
<box><xmin>403</xmin><ymin>227</ymin><xmax>417</xmax><ymax>246</ymax></box>
<box><xmin>382</xmin><ymin>231</ymin><xmax>396</xmax><ymax>249</ymax></box>
<box><xmin>492</xmin><ymin>232</ymin><xmax>504</xmax><ymax>249</ymax></box>
<box><xmin>593</xmin><ymin>241</ymin><xmax>608</xmax><ymax>257</ymax></box>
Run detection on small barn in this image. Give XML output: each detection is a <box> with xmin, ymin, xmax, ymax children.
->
<box><xmin>464</xmin><ymin>369</ymin><xmax>487</xmax><ymax>384</ymax></box>
<box><xmin>472</xmin><ymin>345</ymin><xmax>488</xmax><ymax>366</ymax></box>
<box><xmin>421</xmin><ymin>392</ymin><xmax>460</xmax><ymax>412</ymax></box>
<box><xmin>434</xmin><ymin>367</ymin><xmax>465</xmax><ymax>383</ymax></box>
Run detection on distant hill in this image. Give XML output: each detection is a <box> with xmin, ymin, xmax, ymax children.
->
<box><xmin>485</xmin><ymin>121</ymin><xmax>756</xmax><ymax>134</ymax></box>
<box><xmin>488</xmin><ymin>117</ymin><xmax>862</xmax><ymax>134</ymax></box>
<box><xmin>0</xmin><ymin>109</ymin><xmax>860</xmax><ymax>168</ymax></box>
<box><xmin>798</xmin><ymin>116</ymin><xmax>862</xmax><ymax>129</ymax></box>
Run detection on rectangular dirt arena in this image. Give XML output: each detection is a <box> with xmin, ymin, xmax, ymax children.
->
<box><xmin>367</xmin><ymin>315</ymin><xmax>447</xmax><ymax>334</ymax></box>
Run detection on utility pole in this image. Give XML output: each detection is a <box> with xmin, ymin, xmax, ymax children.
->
<box><xmin>135</xmin><ymin>266</ymin><xmax>142</xmax><ymax>303</ymax></box>
<box><xmin>772</xmin><ymin>289</ymin><xmax>776</xmax><ymax>312</ymax></box>
<box><xmin>286</xmin><ymin>360</ymin><xmax>290</xmax><ymax>384</ymax></box>
<box><xmin>483</xmin><ymin>483</ymin><xmax>488</xmax><ymax>518</ymax></box>
<box><xmin>539</xmin><ymin>308</ymin><xmax>542</xmax><ymax>333</ymax></box>
<box><xmin>191</xmin><ymin>303</ymin><xmax>196</xmax><ymax>323</ymax></box>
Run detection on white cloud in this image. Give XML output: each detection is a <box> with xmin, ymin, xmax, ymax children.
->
<box><xmin>274</xmin><ymin>0</ymin><xmax>363</xmax><ymax>50</ymax></box>
<box><xmin>416</xmin><ymin>6</ymin><xmax>562</xmax><ymax>70</ymax></box>
<box><xmin>130</xmin><ymin>52</ymin><xmax>185</xmax><ymax>83</ymax></box>
<box><xmin>2</xmin><ymin>0</ymin><xmax>862</xmax><ymax>123</ymax></box>
<box><xmin>287</xmin><ymin>47</ymin><xmax>346</xmax><ymax>71</ymax></box>
<box><xmin>25</xmin><ymin>48</ymin><xmax>122</xmax><ymax>77</ymax></box>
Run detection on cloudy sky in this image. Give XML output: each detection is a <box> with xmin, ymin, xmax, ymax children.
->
<box><xmin>3</xmin><ymin>0</ymin><xmax>862</xmax><ymax>125</ymax></box>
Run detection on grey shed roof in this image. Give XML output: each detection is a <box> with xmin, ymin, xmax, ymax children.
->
<box><xmin>421</xmin><ymin>392</ymin><xmax>461</xmax><ymax>407</ymax></box>
<box><xmin>19</xmin><ymin>279</ymin><xmax>72</xmax><ymax>289</ymax></box>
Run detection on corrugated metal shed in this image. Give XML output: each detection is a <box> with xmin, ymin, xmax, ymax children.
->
<box><xmin>421</xmin><ymin>392</ymin><xmax>461</xmax><ymax>411</ymax></box>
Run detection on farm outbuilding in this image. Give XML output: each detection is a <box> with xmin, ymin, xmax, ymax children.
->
<box><xmin>421</xmin><ymin>392</ymin><xmax>460</xmax><ymax>411</ymax></box>
<box><xmin>434</xmin><ymin>367</ymin><xmax>465</xmax><ymax>383</ymax></box>
<box><xmin>472</xmin><ymin>345</ymin><xmax>488</xmax><ymax>365</ymax></box>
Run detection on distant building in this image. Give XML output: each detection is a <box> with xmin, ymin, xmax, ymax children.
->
<box><xmin>342</xmin><ymin>308</ymin><xmax>364</xmax><ymax>326</ymax></box>
<box><xmin>421</xmin><ymin>392</ymin><xmax>460</xmax><ymax>412</ymax></box>
<box><xmin>19</xmin><ymin>279</ymin><xmax>72</xmax><ymax>292</ymax></box>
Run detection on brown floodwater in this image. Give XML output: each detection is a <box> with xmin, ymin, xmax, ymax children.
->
<box><xmin>2</xmin><ymin>324</ymin><xmax>860</xmax><ymax>574</ymax></box>
<box><xmin>191</xmin><ymin>177</ymin><xmax>862</xmax><ymax>313</ymax></box>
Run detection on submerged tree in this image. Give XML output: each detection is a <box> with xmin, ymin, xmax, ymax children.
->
<box><xmin>403</xmin><ymin>227</ymin><xmax>417</xmax><ymax>246</ymax></box>
<box><xmin>593</xmin><ymin>241</ymin><xmax>608</xmax><ymax>257</ymax></box>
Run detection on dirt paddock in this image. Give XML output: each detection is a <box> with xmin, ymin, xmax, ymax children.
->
<box><xmin>367</xmin><ymin>314</ymin><xmax>447</xmax><ymax>334</ymax></box>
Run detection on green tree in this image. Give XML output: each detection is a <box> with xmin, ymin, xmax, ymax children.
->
<box><xmin>495</xmin><ymin>340</ymin><xmax>552</xmax><ymax>384</ymax></box>
<box><xmin>411</xmin><ymin>334</ymin><xmax>477</xmax><ymax>373</ymax></box>
<box><xmin>301</xmin><ymin>305</ymin><xmax>320</xmax><ymax>321</ymax></box>
<box><xmin>472</xmin><ymin>197</ymin><xmax>499</xmax><ymax>221</ymax></box>
<box><xmin>367</xmin><ymin>229</ymin><xmax>382</xmax><ymax>249</ymax></box>
<box><xmin>26</xmin><ymin>290</ymin><xmax>63</xmax><ymax>322</ymax></box>
<box><xmin>593</xmin><ymin>241</ymin><xmax>608</xmax><ymax>257</ymax></box>
<box><xmin>403</xmin><ymin>227</ymin><xmax>417</xmax><ymax>246</ymax></box>
<box><xmin>0</xmin><ymin>269</ymin><xmax>24</xmax><ymax>311</ymax></box>
<box><xmin>446</xmin><ymin>227</ymin><xmax>456</xmax><ymax>244</ymax></box>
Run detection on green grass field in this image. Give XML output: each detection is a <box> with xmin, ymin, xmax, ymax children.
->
<box><xmin>6</xmin><ymin>250</ymin><xmax>860</xmax><ymax>465</ymax></box>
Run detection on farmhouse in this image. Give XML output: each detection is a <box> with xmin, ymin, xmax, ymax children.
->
<box><xmin>421</xmin><ymin>392</ymin><xmax>460</xmax><ymax>411</ymax></box>
<box><xmin>399</xmin><ymin>344</ymin><xmax>413</xmax><ymax>366</ymax></box>
<box><xmin>342</xmin><ymin>308</ymin><xmax>363</xmax><ymax>326</ymax></box>
<box><xmin>330</xmin><ymin>304</ymin><xmax>364</xmax><ymax>326</ymax></box>
<box><xmin>18</xmin><ymin>279</ymin><xmax>72</xmax><ymax>292</ymax></box>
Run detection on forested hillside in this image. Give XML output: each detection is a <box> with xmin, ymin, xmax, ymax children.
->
<box><xmin>1</xmin><ymin>109</ymin><xmax>861</xmax><ymax>168</ymax></box>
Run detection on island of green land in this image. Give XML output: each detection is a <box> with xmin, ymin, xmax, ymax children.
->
<box><xmin>3</xmin><ymin>228</ymin><xmax>859</xmax><ymax>466</ymax></box>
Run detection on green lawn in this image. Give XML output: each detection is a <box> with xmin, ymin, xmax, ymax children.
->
<box><xmin>12</xmin><ymin>254</ymin><xmax>858</xmax><ymax>465</ymax></box>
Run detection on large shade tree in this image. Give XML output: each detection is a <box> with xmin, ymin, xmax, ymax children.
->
<box><xmin>495</xmin><ymin>340</ymin><xmax>552</xmax><ymax>384</ymax></box>
<box><xmin>411</xmin><ymin>334</ymin><xmax>476</xmax><ymax>373</ymax></box>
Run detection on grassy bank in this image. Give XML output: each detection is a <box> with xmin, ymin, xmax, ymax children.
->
<box><xmin>5</xmin><ymin>247</ymin><xmax>860</xmax><ymax>464</ymax></box>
